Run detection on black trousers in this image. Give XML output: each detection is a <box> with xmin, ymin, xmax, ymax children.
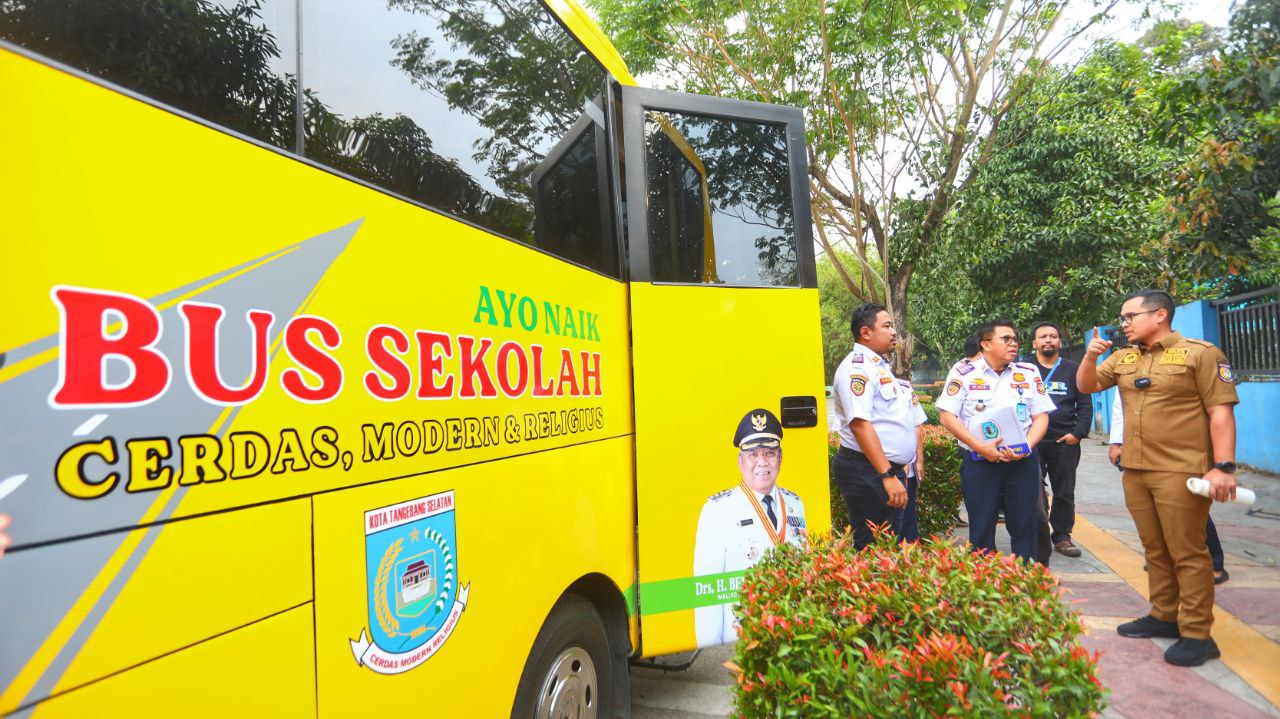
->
<box><xmin>1039</xmin><ymin>440</ymin><xmax>1081</xmax><ymax>543</ymax></box>
<box><xmin>832</xmin><ymin>449</ymin><xmax>903</xmax><ymax>550</ymax></box>
<box><xmin>961</xmin><ymin>450</ymin><xmax>1039</xmax><ymax>562</ymax></box>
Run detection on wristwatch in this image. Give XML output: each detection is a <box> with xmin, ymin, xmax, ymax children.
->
<box><xmin>1213</xmin><ymin>461</ymin><xmax>1237</xmax><ymax>474</ymax></box>
<box><xmin>876</xmin><ymin>468</ymin><xmax>896</xmax><ymax>480</ymax></box>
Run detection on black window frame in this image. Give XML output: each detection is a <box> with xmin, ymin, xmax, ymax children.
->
<box><xmin>619</xmin><ymin>85</ymin><xmax>817</xmax><ymax>290</ymax></box>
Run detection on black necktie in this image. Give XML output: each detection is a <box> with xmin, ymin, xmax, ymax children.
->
<box><xmin>762</xmin><ymin>494</ymin><xmax>778</xmax><ymax>530</ymax></box>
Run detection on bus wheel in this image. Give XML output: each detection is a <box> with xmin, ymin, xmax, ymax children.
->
<box><xmin>512</xmin><ymin>594</ymin><xmax>611</xmax><ymax>719</ymax></box>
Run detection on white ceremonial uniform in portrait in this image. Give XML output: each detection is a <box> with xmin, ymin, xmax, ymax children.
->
<box><xmin>692</xmin><ymin>485</ymin><xmax>807</xmax><ymax>646</ymax></box>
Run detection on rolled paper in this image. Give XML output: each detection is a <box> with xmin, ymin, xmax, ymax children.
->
<box><xmin>1187</xmin><ymin>477</ymin><xmax>1257</xmax><ymax>506</ymax></box>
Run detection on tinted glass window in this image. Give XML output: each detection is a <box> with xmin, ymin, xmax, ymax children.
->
<box><xmin>301</xmin><ymin>0</ymin><xmax>617</xmax><ymax>277</ymax></box>
<box><xmin>0</xmin><ymin>0</ymin><xmax>299</xmax><ymax>151</ymax></box>
<box><xmin>644</xmin><ymin>111</ymin><xmax>797</xmax><ymax>287</ymax></box>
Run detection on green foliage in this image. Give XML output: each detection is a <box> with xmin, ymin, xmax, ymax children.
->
<box><xmin>730</xmin><ymin>531</ymin><xmax>1106</xmax><ymax>717</ymax></box>
<box><xmin>818</xmin><ymin>249</ymin><xmax>867</xmax><ymax>381</ymax></box>
<box><xmin>1161</xmin><ymin>0</ymin><xmax>1280</xmax><ymax>290</ymax></box>
<box><xmin>913</xmin><ymin>41</ymin><xmax>1180</xmax><ymax>354</ymax></box>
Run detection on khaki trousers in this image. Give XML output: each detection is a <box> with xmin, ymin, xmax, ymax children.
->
<box><xmin>1122</xmin><ymin>469</ymin><xmax>1214</xmax><ymax>638</ymax></box>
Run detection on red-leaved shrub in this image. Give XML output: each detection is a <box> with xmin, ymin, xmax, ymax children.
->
<box><xmin>730</xmin><ymin>530</ymin><xmax>1106</xmax><ymax>717</ymax></box>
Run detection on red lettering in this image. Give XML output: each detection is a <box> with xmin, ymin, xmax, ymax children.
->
<box><xmin>556</xmin><ymin>348</ymin><xmax>579</xmax><ymax>396</ymax></box>
<box><xmin>580</xmin><ymin>351</ymin><xmax>602</xmax><ymax>396</ymax></box>
<box><xmin>50</xmin><ymin>286</ymin><xmax>171</xmax><ymax>407</ymax></box>
<box><xmin>364</xmin><ymin>325</ymin><xmax>411</xmax><ymax>401</ymax></box>
<box><xmin>529</xmin><ymin>345</ymin><xmax>555</xmax><ymax>398</ymax></box>
<box><xmin>281</xmin><ymin>316</ymin><xmax>343</xmax><ymax>402</ymax></box>
<box><xmin>416</xmin><ymin>331</ymin><xmax>454</xmax><ymax>399</ymax></box>
<box><xmin>180</xmin><ymin>302</ymin><xmax>274</xmax><ymax>405</ymax></box>
<box><xmin>457</xmin><ymin>335</ymin><xmax>497</xmax><ymax>399</ymax></box>
<box><xmin>495</xmin><ymin>341</ymin><xmax>529</xmax><ymax>397</ymax></box>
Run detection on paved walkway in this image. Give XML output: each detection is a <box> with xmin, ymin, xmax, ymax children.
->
<box><xmin>630</xmin><ymin>441</ymin><xmax>1280</xmax><ymax>718</ymax></box>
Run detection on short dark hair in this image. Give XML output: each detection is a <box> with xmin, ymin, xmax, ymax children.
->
<box><xmin>977</xmin><ymin>319</ymin><xmax>1017</xmax><ymax>343</ymax></box>
<box><xmin>1031</xmin><ymin>321</ymin><xmax>1064</xmax><ymax>341</ymax></box>
<box><xmin>963</xmin><ymin>333</ymin><xmax>981</xmax><ymax>358</ymax></box>
<box><xmin>1125</xmin><ymin>289</ymin><xmax>1176</xmax><ymax>322</ymax></box>
<box><xmin>850</xmin><ymin>303</ymin><xmax>887</xmax><ymax>340</ymax></box>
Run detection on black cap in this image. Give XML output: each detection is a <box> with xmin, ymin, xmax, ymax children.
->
<box><xmin>733</xmin><ymin>409</ymin><xmax>783</xmax><ymax>450</ymax></box>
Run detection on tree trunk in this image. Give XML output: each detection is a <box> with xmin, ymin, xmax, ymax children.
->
<box><xmin>889</xmin><ymin>263</ymin><xmax>914</xmax><ymax>379</ymax></box>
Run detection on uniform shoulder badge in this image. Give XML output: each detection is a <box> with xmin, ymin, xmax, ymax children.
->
<box><xmin>708</xmin><ymin>488</ymin><xmax>735</xmax><ymax>502</ymax></box>
<box><xmin>946</xmin><ymin>379</ymin><xmax>962</xmax><ymax>396</ymax></box>
<box><xmin>1217</xmin><ymin>362</ymin><xmax>1234</xmax><ymax>383</ymax></box>
<box><xmin>778</xmin><ymin>487</ymin><xmax>802</xmax><ymax>501</ymax></box>
<box><xmin>1186</xmin><ymin>338</ymin><xmax>1214</xmax><ymax>347</ymax></box>
<box><xmin>849</xmin><ymin>352</ymin><xmax>865</xmax><ymax>364</ymax></box>
<box><xmin>851</xmin><ymin>374</ymin><xmax>868</xmax><ymax>396</ymax></box>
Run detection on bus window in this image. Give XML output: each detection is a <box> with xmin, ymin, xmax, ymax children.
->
<box><xmin>0</xmin><ymin>0</ymin><xmax>300</xmax><ymax>151</ymax></box>
<box><xmin>642</xmin><ymin>111</ymin><xmax>798</xmax><ymax>287</ymax></box>
<box><xmin>300</xmin><ymin>0</ymin><xmax>617</xmax><ymax>276</ymax></box>
<box><xmin>531</xmin><ymin>108</ymin><xmax>618</xmax><ymax>278</ymax></box>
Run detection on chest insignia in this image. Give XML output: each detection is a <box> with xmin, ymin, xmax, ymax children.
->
<box><xmin>1160</xmin><ymin>348</ymin><xmax>1189</xmax><ymax>365</ymax></box>
<box><xmin>1120</xmin><ymin>352</ymin><xmax>1139</xmax><ymax>365</ymax></box>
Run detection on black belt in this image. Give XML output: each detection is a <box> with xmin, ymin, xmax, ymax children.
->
<box><xmin>837</xmin><ymin>446</ymin><xmax>907</xmax><ymax>475</ymax></box>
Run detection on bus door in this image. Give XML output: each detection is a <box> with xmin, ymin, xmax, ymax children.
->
<box><xmin>618</xmin><ymin>87</ymin><xmax>830</xmax><ymax>655</ymax></box>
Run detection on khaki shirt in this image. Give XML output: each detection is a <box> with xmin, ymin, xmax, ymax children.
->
<box><xmin>1096</xmin><ymin>332</ymin><xmax>1238</xmax><ymax>473</ymax></box>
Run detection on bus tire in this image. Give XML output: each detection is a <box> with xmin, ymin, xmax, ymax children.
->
<box><xmin>511</xmin><ymin>593</ymin><xmax>613</xmax><ymax>719</ymax></box>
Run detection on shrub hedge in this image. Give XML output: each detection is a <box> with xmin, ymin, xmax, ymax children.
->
<box><xmin>729</xmin><ymin>532</ymin><xmax>1106</xmax><ymax>717</ymax></box>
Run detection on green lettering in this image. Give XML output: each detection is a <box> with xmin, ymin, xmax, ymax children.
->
<box><xmin>543</xmin><ymin>302</ymin><xmax>561</xmax><ymax>336</ymax></box>
<box><xmin>473</xmin><ymin>286</ymin><xmax>498</xmax><ymax>326</ymax></box>
<box><xmin>496</xmin><ymin>290</ymin><xmax>517</xmax><ymax>328</ymax></box>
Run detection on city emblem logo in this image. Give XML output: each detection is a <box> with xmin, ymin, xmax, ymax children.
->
<box><xmin>350</xmin><ymin>490</ymin><xmax>470</xmax><ymax>674</ymax></box>
<box><xmin>945</xmin><ymin>380</ymin><xmax>961</xmax><ymax>396</ymax></box>
<box><xmin>852</xmin><ymin>375</ymin><xmax>868</xmax><ymax>396</ymax></box>
<box><xmin>751</xmin><ymin>413</ymin><xmax>768</xmax><ymax>431</ymax></box>
<box><xmin>1218</xmin><ymin>363</ymin><xmax>1233</xmax><ymax>383</ymax></box>
<box><xmin>981</xmin><ymin>421</ymin><xmax>999</xmax><ymax>440</ymax></box>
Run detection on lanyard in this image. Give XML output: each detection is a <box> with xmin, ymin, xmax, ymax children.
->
<box><xmin>1042</xmin><ymin>357</ymin><xmax>1063</xmax><ymax>385</ymax></box>
<box><xmin>739</xmin><ymin>483</ymin><xmax>787</xmax><ymax>546</ymax></box>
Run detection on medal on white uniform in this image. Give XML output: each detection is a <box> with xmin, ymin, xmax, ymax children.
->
<box><xmin>739</xmin><ymin>482</ymin><xmax>787</xmax><ymax>546</ymax></box>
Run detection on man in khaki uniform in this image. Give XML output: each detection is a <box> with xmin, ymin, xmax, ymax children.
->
<box><xmin>1078</xmin><ymin>289</ymin><xmax>1239</xmax><ymax>667</ymax></box>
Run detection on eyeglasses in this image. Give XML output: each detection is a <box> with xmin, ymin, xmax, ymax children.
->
<box><xmin>1118</xmin><ymin>310</ymin><xmax>1158</xmax><ymax>325</ymax></box>
<box><xmin>742</xmin><ymin>448</ymin><xmax>779</xmax><ymax>460</ymax></box>
<box><xmin>989</xmin><ymin>334</ymin><xmax>1020</xmax><ymax>345</ymax></box>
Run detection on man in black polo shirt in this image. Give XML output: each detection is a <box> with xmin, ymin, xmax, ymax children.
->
<box><xmin>1029</xmin><ymin>322</ymin><xmax>1094</xmax><ymax>557</ymax></box>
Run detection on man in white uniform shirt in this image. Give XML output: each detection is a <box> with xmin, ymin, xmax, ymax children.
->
<box><xmin>830</xmin><ymin>304</ymin><xmax>927</xmax><ymax>550</ymax></box>
<box><xmin>692</xmin><ymin>408</ymin><xmax>807</xmax><ymax>647</ymax></box>
<box><xmin>936</xmin><ymin>319</ymin><xmax>1055</xmax><ymax>561</ymax></box>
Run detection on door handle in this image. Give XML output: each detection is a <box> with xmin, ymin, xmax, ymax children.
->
<box><xmin>780</xmin><ymin>396</ymin><xmax>818</xmax><ymax>428</ymax></box>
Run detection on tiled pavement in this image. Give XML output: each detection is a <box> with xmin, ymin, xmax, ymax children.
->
<box><xmin>629</xmin><ymin>441</ymin><xmax>1280</xmax><ymax>717</ymax></box>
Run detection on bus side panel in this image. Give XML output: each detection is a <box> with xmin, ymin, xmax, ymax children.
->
<box><xmin>312</xmin><ymin>436</ymin><xmax>635</xmax><ymax>717</ymax></box>
<box><xmin>30</xmin><ymin>605</ymin><xmax>316</xmax><ymax>719</ymax></box>
<box><xmin>1</xmin><ymin>45</ymin><xmax>635</xmax><ymax>713</ymax></box>
<box><xmin>630</xmin><ymin>284</ymin><xmax>830</xmax><ymax>656</ymax></box>
<box><xmin>50</xmin><ymin>501</ymin><xmax>313</xmax><ymax>695</ymax></box>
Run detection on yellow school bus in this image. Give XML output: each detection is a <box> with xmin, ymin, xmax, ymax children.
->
<box><xmin>0</xmin><ymin>0</ymin><xmax>828</xmax><ymax>715</ymax></box>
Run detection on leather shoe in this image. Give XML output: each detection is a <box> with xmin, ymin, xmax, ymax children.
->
<box><xmin>1054</xmin><ymin>539</ymin><xmax>1082</xmax><ymax>558</ymax></box>
<box><xmin>1117</xmin><ymin>615</ymin><xmax>1180</xmax><ymax>639</ymax></box>
<box><xmin>1164</xmin><ymin>638</ymin><xmax>1220</xmax><ymax>666</ymax></box>
<box><xmin>1215</xmin><ymin>569</ymin><xmax>1229</xmax><ymax>585</ymax></box>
